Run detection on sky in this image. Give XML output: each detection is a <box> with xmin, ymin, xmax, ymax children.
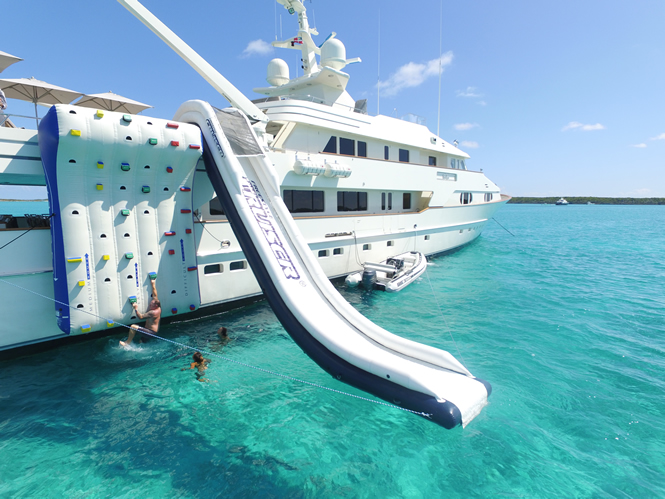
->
<box><xmin>2</xmin><ymin>0</ymin><xmax>664</xmax><ymax>198</ymax></box>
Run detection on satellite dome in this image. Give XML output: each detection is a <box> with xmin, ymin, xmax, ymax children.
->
<box><xmin>267</xmin><ymin>58</ymin><xmax>290</xmax><ymax>86</ymax></box>
<box><xmin>320</xmin><ymin>39</ymin><xmax>346</xmax><ymax>70</ymax></box>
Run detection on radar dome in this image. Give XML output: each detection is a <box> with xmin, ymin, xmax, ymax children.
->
<box><xmin>267</xmin><ymin>58</ymin><xmax>289</xmax><ymax>86</ymax></box>
<box><xmin>320</xmin><ymin>39</ymin><xmax>347</xmax><ymax>70</ymax></box>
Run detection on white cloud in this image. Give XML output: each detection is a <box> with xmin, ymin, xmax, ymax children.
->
<box><xmin>457</xmin><ymin>87</ymin><xmax>482</xmax><ymax>98</ymax></box>
<box><xmin>650</xmin><ymin>133</ymin><xmax>665</xmax><ymax>141</ymax></box>
<box><xmin>378</xmin><ymin>52</ymin><xmax>453</xmax><ymax>97</ymax></box>
<box><xmin>241</xmin><ymin>39</ymin><xmax>273</xmax><ymax>58</ymax></box>
<box><xmin>477</xmin><ymin>100</ymin><xmax>487</xmax><ymax>106</ymax></box>
<box><xmin>454</xmin><ymin>123</ymin><xmax>478</xmax><ymax>131</ymax></box>
<box><xmin>562</xmin><ymin>121</ymin><xmax>605</xmax><ymax>132</ymax></box>
<box><xmin>460</xmin><ymin>141</ymin><xmax>479</xmax><ymax>149</ymax></box>
<box><xmin>632</xmin><ymin>143</ymin><xmax>647</xmax><ymax>148</ymax></box>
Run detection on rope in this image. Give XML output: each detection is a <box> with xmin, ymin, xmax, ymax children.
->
<box><xmin>0</xmin><ymin>214</ymin><xmax>54</xmax><ymax>251</ymax></box>
<box><xmin>492</xmin><ymin>217</ymin><xmax>515</xmax><ymax>237</ymax></box>
<box><xmin>0</xmin><ymin>276</ymin><xmax>433</xmax><ymax>420</ymax></box>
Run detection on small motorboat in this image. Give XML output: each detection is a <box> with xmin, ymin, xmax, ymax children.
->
<box><xmin>345</xmin><ymin>251</ymin><xmax>427</xmax><ymax>292</ymax></box>
<box><xmin>555</xmin><ymin>197</ymin><xmax>569</xmax><ymax>205</ymax></box>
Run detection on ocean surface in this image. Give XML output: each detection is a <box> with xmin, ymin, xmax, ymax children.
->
<box><xmin>0</xmin><ymin>200</ymin><xmax>49</xmax><ymax>217</ymax></box>
<box><xmin>1</xmin><ymin>204</ymin><xmax>664</xmax><ymax>498</ymax></box>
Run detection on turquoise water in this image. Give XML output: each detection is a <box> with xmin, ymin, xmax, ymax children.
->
<box><xmin>1</xmin><ymin>205</ymin><xmax>664</xmax><ymax>497</ymax></box>
<box><xmin>0</xmin><ymin>200</ymin><xmax>49</xmax><ymax>217</ymax></box>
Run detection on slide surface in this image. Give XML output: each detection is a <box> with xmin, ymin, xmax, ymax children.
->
<box><xmin>175</xmin><ymin>101</ymin><xmax>490</xmax><ymax>429</ymax></box>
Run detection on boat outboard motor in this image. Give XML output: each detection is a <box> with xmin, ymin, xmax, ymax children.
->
<box><xmin>361</xmin><ymin>269</ymin><xmax>377</xmax><ymax>290</ymax></box>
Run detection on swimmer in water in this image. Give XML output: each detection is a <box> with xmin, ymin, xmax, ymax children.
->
<box><xmin>182</xmin><ymin>351</ymin><xmax>210</xmax><ymax>382</ymax></box>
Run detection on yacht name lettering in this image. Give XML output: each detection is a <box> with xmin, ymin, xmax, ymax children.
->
<box><xmin>241</xmin><ymin>178</ymin><xmax>299</xmax><ymax>280</ymax></box>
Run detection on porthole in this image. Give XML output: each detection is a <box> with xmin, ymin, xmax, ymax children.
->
<box><xmin>362</xmin><ymin>244</ymin><xmax>371</xmax><ymax>251</ymax></box>
<box><xmin>318</xmin><ymin>250</ymin><xmax>329</xmax><ymax>258</ymax></box>
<box><xmin>333</xmin><ymin>248</ymin><xmax>343</xmax><ymax>255</ymax></box>
<box><xmin>387</xmin><ymin>241</ymin><xmax>394</xmax><ymax>247</ymax></box>
<box><xmin>125</xmin><ymin>136</ymin><xmax>132</xmax><ymax>141</ymax></box>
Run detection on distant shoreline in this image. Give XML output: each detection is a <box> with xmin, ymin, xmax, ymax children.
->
<box><xmin>0</xmin><ymin>199</ymin><xmax>48</xmax><ymax>202</ymax></box>
<box><xmin>509</xmin><ymin>197</ymin><xmax>665</xmax><ymax>205</ymax></box>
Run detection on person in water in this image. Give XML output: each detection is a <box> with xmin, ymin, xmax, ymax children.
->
<box><xmin>120</xmin><ymin>277</ymin><xmax>161</xmax><ymax>347</ymax></box>
<box><xmin>182</xmin><ymin>351</ymin><xmax>210</xmax><ymax>382</ymax></box>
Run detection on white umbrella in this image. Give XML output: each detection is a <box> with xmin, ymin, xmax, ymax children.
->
<box><xmin>74</xmin><ymin>91</ymin><xmax>152</xmax><ymax>114</ymax></box>
<box><xmin>0</xmin><ymin>76</ymin><xmax>83</xmax><ymax>126</ymax></box>
<box><xmin>0</xmin><ymin>51</ymin><xmax>23</xmax><ymax>73</ymax></box>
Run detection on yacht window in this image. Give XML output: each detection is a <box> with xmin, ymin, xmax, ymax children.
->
<box><xmin>210</xmin><ymin>196</ymin><xmax>225</xmax><ymax>215</ymax></box>
<box><xmin>318</xmin><ymin>249</ymin><xmax>329</xmax><ymax>257</ymax></box>
<box><xmin>484</xmin><ymin>193</ymin><xmax>493</xmax><ymax>202</ymax></box>
<box><xmin>381</xmin><ymin>192</ymin><xmax>386</xmax><ymax>210</ymax></box>
<box><xmin>399</xmin><ymin>149</ymin><xmax>410</xmax><ymax>163</ymax></box>
<box><xmin>384</xmin><ymin>145</ymin><xmax>389</xmax><ymax>160</ymax></box>
<box><xmin>337</xmin><ymin>191</ymin><xmax>368</xmax><ymax>212</ymax></box>
<box><xmin>358</xmin><ymin>141</ymin><xmax>367</xmax><ymax>158</ymax></box>
<box><xmin>403</xmin><ymin>193</ymin><xmax>412</xmax><ymax>210</ymax></box>
<box><xmin>363</xmin><ymin>243</ymin><xmax>371</xmax><ymax>251</ymax></box>
<box><xmin>340</xmin><ymin>137</ymin><xmax>355</xmax><ymax>156</ymax></box>
<box><xmin>460</xmin><ymin>192</ymin><xmax>473</xmax><ymax>205</ymax></box>
<box><xmin>323</xmin><ymin>136</ymin><xmax>337</xmax><ymax>154</ymax></box>
<box><xmin>204</xmin><ymin>264</ymin><xmax>222</xmax><ymax>275</ymax></box>
<box><xmin>230</xmin><ymin>261</ymin><xmax>247</xmax><ymax>271</ymax></box>
<box><xmin>424</xmin><ymin>235</ymin><xmax>431</xmax><ymax>240</ymax></box>
<box><xmin>461</xmin><ymin>160</ymin><xmax>466</xmax><ymax>170</ymax></box>
<box><xmin>429</xmin><ymin>156</ymin><xmax>437</xmax><ymax>166</ymax></box>
<box><xmin>387</xmin><ymin>240</ymin><xmax>394</xmax><ymax>247</ymax></box>
<box><xmin>333</xmin><ymin>248</ymin><xmax>344</xmax><ymax>255</ymax></box>
<box><xmin>388</xmin><ymin>193</ymin><xmax>392</xmax><ymax>210</ymax></box>
<box><xmin>283</xmin><ymin>190</ymin><xmax>325</xmax><ymax>213</ymax></box>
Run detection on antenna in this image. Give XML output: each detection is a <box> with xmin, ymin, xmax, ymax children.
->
<box><xmin>437</xmin><ymin>0</ymin><xmax>443</xmax><ymax>137</ymax></box>
<box><xmin>377</xmin><ymin>9</ymin><xmax>381</xmax><ymax>116</ymax></box>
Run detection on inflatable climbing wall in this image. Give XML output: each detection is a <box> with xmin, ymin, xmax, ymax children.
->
<box><xmin>39</xmin><ymin>104</ymin><xmax>203</xmax><ymax>335</ymax></box>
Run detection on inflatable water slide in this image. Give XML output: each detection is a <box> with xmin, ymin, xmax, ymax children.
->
<box><xmin>39</xmin><ymin>101</ymin><xmax>490</xmax><ymax>429</ymax></box>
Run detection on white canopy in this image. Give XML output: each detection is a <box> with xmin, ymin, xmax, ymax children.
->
<box><xmin>0</xmin><ymin>51</ymin><xmax>23</xmax><ymax>74</ymax></box>
<box><xmin>0</xmin><ymin>76</ymin><xmax>83</xmax><ymax>126</ymax></box>
<box><xmin>75</xmin><ymin>91</ymin><xmax>152</xmax><ymax>114</ymax></box>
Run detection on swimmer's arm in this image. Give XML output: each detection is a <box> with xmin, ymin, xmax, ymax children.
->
<box><xmin>181</xmin><ymin>362</ymin><xmax>196</xmax><ymax>371</ymax></box>
<box><xmin>150</xmin><ymin>279</ymin><xmax>158</xmax><ymax>301</ymax></box>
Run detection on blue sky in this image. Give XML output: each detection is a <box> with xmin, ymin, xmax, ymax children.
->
<box><xmin>2</xmin><ymin>0</ymin><xmax>664</xmax><ymax>198</ymax></box>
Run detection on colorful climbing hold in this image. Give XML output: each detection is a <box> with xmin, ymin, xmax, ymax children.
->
<box><xmin>149</xmin><ymin>138</ymin><xmax>158</xmax><ymax>145</ymax></box>
<box><xmin>122</xmin><ymin>114</ymin><xmax>132</xmax><ymax>123</ymax></box>
<box><xmin>70</xmin><ymin>129</ymin><xmax>81</xmax><ymax>137</ymax></box>
<box><xmin>142</xmin><ymin>186</ymin><xmax>150</xmax><ymax>193</ymax></box>
<box><xmin>121</xmin><ymin>163</ymin><xmax>130</xmax><ymax>171</ymax></box>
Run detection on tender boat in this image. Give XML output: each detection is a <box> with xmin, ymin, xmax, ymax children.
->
<box><xmin>346</xmin><ymin>251</ymin><xmax>427</xmax><ymax>292</ymax></box>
